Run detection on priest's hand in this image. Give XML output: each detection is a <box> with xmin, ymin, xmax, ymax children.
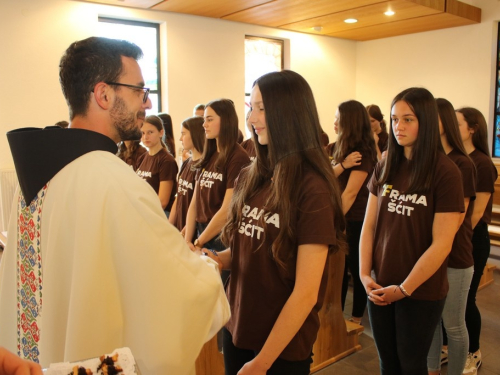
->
<box><xmin>0</xmin><ymin>347</ymin><xmax>43</xmax><ymax>375</ymax></box>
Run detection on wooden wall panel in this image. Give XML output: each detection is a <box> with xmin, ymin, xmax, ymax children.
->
<box><xmin>152</xmin><ymin>0</ymin><xmax>273</xmax><ymax>18</ymax></box>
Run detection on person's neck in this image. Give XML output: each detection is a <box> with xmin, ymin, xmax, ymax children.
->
<box><xmin>69</xmin><ymin>107</ymin><xmax>120</xmax><ymax>143</ymax></box>
<box><xmin>404</xmin><ymin>146</ymin><xmax>412</xmax><ymax>160</ymax></box>
<box><xmin>463</xmin><ymin>139</ymin><xmax>476</xmax><ymax>154</ymax></box>
<box><xmin>148</xmin><ymin>142</ymin><xmax>163</xmax><ymax>155</ymax></box>
<box><xmin>191</xmin><ymin>149</ymin><xmax>202</xmax><ymax>161</ymax></box>
<box><xmin>216</xmin><ymin>138</ymin><xmax>220</xmax><ymax>153</ymax></box>
<box><xmin>440</xmin><ymin>135</ymin><xmax>453</xmax><ymax>154</ymax></box>
<box><xmin>124</xmin><ymin>140</ymin><xmax>132</xmax><ymax>149</ymax></box>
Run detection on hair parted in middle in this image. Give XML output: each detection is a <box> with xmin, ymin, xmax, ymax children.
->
<box><xmin>222</xmin><ymin>70</ymin><xmax>346</xmax><ymax>267</ymax></box>
<box><xmin>143</xmin><ymin>114</ymin><xmax>167</xmax><ymax>150</ymax></box>
<box><xmin>377</xmin><ymin>87</ymin><xmax>442</xmax><ymax>193</ymax></box>
<box><xmin>195</xmin><ymin>98</ymin><xmax>239</xmax><ymax>171</ymax></box>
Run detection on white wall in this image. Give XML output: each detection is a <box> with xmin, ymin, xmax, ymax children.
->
<box><xmin>0</xmin><ymin>0</ymin><xmax>357</xmax><ymax>169</ymax></box>
<box><xmin>356</xmin><ymin>0</ymin><xmax>500</xmax><ymax>149</ymax></box>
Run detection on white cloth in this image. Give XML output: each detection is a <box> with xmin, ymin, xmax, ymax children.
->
<box><xmin>0</xmin><ymin>151</ymin><xmax>230</xmax><ymax>375</ymax></box>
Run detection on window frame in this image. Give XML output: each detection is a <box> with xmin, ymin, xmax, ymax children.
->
<box><xmin>98</xmin><ymin>17</ymin><xmax>162</xmax><ymax>112</ymax></box>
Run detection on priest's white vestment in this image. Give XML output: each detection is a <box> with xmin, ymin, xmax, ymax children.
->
<box><xmin>0</xmin><ymin>142</ymin><xmax>229</xmax><ymax>374</ymax></box>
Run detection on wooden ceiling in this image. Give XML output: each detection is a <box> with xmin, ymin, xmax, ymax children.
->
<box><xmin>82</xmin><ymin>0</ymin><xmax>481</xmax><ymax>41</ymax></box>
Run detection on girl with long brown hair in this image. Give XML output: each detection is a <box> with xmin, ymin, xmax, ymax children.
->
<box><xmin>204</xmin><ymin>70</ymin><xmax>346</xmax><ymax>374</ymax></box>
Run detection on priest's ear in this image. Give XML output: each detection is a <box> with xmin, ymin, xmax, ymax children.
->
<box><xmin>92</xmin><ymin>82</ymin><xmax>113</xmax><ymax>110</ymax></box>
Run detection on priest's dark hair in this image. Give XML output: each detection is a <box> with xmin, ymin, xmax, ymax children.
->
<box><xmin>59</xmin><ymin>37</ymin><xmax>143</xmax><ymax>120</ymax></box>
<box><xmin>221</xmin><ymin>70</ymin><xmax>346</xmax><ymax>268</ymax></box>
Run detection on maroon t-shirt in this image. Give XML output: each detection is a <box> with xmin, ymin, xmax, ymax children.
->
<box><xmin>447</xmin><ymin>149</ymin><xmax>476</xmax><ymax>269</ymax></box>
<box><xmin>241</xmin><ymin>138</ymin><xmax>256</xmax><ymax>161</ymax></box>
<box><xmin>172</xmin><ymin>158</ymin><xmax>197</xmax><ymax>231</ymax></box>
<box><xmin>136</xmin><ymin>148</ymin><xmax>178</xmax><ymax>211</ymax></box>
<box><xmin>226</xmin><ymin>167</ymin><xmax>337</xmax><ymax>361</ymax></box>
<box><xmin>196</xmin><ymin>144</ymin><xmax>250</xmax><ymax>224</ymax></box>
<box><xmin>469</xmin><ymin>149</ymin><xmax>497</xmax><ymax>224</ymax></box>
<box><xmin>367</xmin><ymin>153</ymin><xmax>464</xmax><ymax>300</ymax></box>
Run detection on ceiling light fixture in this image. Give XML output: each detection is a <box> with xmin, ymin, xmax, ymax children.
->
<box><xmin>312</xmin><ymin>26</ymin><xmax>323</xmax><ymax>32</ymax></box>
<box><xmin>385</xmin><ymin>10</ymin><xmax>395</xmax><ymax>16</ymax></box>
<box><xmin>344</xmin><ymin>18</ymin><xmax>358</xmax><ymax>24</ymax></box>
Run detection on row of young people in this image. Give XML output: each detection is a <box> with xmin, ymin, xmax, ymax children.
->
<box><xmin>119</xmin><ymin>72</ymin><xmax>494</xmax><ymax>375</ymax></box>
<box><xmin>331</xmin><ymin>94</ymin><xmax>496</xmax><ymax>375</ymax></box>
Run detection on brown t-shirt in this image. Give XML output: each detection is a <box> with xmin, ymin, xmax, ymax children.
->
<box><xmin>226</xmin><ymin>167</ymin><xmax>337</xmax><ymax>361</ymax></box>
<box><xmin>241</xmin><ymin>138</ymin><xmax>256</xmax><ymax>161</ymax></box>
<box><xmin>469</xmin><ymin>149</ymin><xmax>497</xmax><ymax>224</ymax></box>
<box><xmin>172</xmin><ymin>158</ymin><xmax>197</xmax><ymax>231</ymax></box>
<box><xmin>447</xmin><ymin>149</ymin><xmax>476</xmax><ymax>269</ymax></box>
<box><xmin>136</xmin><ymin>148</ymin><xmax>178</xmax><ymax>211</ymax></box>
<box><xmin>336</xmin><ymin>154</ymin><xmax>375</xmax><ymax>222</ymax></box>
<box><xmin>328</xmin><ymin>142</ymin><xmax>375</xmax><ymax>221</ymax></box>
<box><xmin>367</xmin><ymin>153</ymin><xmax>464</xmax><ymax>300</ymax></box>
<box><xmin>196</xmin><ymin>144</ymin><xmax>250</xmax><ymax>224</ymax></box>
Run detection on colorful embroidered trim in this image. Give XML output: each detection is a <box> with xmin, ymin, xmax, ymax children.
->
<box><xmin>16</xmin><ymin>184</ymin><xmax>48</xmax><ymax>363</ymax></box>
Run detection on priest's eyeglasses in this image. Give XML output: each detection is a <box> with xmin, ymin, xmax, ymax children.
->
<box><xmin>106</xmin><ymin>82</ymin><xmax>150</xmax><ymax>103</ymax></box>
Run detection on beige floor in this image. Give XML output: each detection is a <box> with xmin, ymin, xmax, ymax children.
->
<box><xmin>317</xmin><ymin>270</ymin><xmax>500</xmax><ymax>375</ymax></box>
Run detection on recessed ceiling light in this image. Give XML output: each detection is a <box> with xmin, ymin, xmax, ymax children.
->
<box><xmin>344</xmin><ymin>18</ymin><xmax>358</xmax><ymax>24</ymax></box>
<box><xmin>312</xmin><ymin>26</ymin><xmax>323</xmax><ymax>32</ymax></box>
<box><xmin>385</xmin><ymin>10</ymin><xmax>395</xmax><ymax>16</ymax></box>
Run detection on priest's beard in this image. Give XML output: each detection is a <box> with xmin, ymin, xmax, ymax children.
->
<box><xmin>111</xmin><ymin>96</ymin><xmax>144</xmax><ymax>141</ymax></box>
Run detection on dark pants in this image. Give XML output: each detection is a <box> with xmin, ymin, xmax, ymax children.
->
<box><xmin>222</xmin><ymin>328</ymin><xmax>312</xmax><ymax>375</ymax></box>
<box><xmin>341</xmin><ymin>221</ymin><xmax>367</xmax><ymax>318</ymax></box>
<box><xmin>465</xmin><ymin>220</ymin><xmax>490</xmax><ymax>352</ymax></box>
<box><xmin>368</xmin><ymin>297</ymin><xmax>446</xmax><ymax>375</ymax></box>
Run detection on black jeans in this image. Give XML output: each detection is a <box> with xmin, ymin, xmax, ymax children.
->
<box><xmin>222</xmin><ymin>328</ymin><xmax>312</xmax><ymax>375</ymax></box>
<box><xmin>341</xmin><ymin>220</ymin><xmax>367</xmax><ymax>318</ymax></box>
<box><xmin>465</xmin><ymin>220</ymin><xmax>490</xmax><ymax>352</ymax></box>
<box><xmin>368</xmin><ymin>297</ymin><xmax>446</xmax><ymax>375</ymax></box>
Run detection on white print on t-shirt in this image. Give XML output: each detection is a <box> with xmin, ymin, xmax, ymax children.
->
<box><xmin>238</xmin><ymin>204</ymin><xmax>280</xmax><ymax>239</ymax></box>
<box><xmin>137</xmin><ymin>170</ymin><xmax>152</xmax><ymax>179</ymax></box>
<box><xmin>199</xmin><ymin>170</ymin><xmax>223</xmax><ymax>189</ymax></box>
<box><xmin>382</xmin><ymin>184</ymin><xmax>427</xmax><ymax>217</ymax></box>
<box><xmin>177</xmin><ymin>178</ymin><xmax>193</xmax><ymax>196</ymax></box>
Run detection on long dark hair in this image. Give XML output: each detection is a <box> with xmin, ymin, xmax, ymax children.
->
<box><xmin>333</xmin><ymin>100</ymin><xmax>377</xmax><ymax>166</ymax></box>
<box><xmin>143</xmin><ymin>115</ymin><xmax>167</xmax><ymax>150</ymax></box>
<box><xmin>181</xmin><ymin>116</ymin><xmax>205</xmax><ymax>154</ymax></box>
<box><xmin>456</xmin><ymin>107</ymin><xmax>491</xmax><ymax>157</ymax></box>
<box><xmin>195</xmin><ymin>99</ymin><xmax>239</xmax><ymax>170</ymax></box>
<box><xmin>366</xmin><ymin>104</ymin><xmax>387</xmax><ymax>132</ymax></box>
<box><xmin>436</xmin><ymin>98</ymin><xmax>470</xmax><ymax>160</ymax></box>
<box><xmin>222</xmin><ymin>70</ymin><xmax>346</xmax><ymax>268</ymax></box>
<box><xmin>158</xmin><ymin>113</ymin><xmax>176</xmax><ymax>157</ymax></box>
<box><xmin>377</xmin><ymin>87</ymin><xmax>441</xmax><ymax>193</ymax></box>
<box><xmin>117</xmin><ymin>140</ymin><xmax>142</xmax><ymax>161</ymax></box>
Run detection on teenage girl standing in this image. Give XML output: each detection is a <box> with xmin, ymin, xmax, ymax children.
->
<box><xmin>185</xmin><ymin>99</ymin><xmax>250</xmax><ymax>276</ymax></box>
<box><xmin>136</xmin><ymin>114</ymin><xmax>178</xmax><ymax>216</ymax></box>
<box><xmin>333</xmin><ymin>100</ymin><xmax>378</xmax><ymax>326</ymax></box>
<box><xmin>169</xmin><ymin>116</ymin><xmax>205</xmax><ymax>234</ymax></box>
<box><xmin>456</xmin><ymin>107</ymin><xmax>497</xmax><ymax>375</ymax></box>
<box><xmin>360</xmin><ymin>87</ymin><xmax>464</xmax><ymax>375</ymax></box>
<box><xmin>204</xmin><ymin>70</ymin><xmax>346</xmax><ymax>375</ymax></box>
<box><xmin>427</xmin><ymin>98</ymin><xmax>476</xmax><ymax>375</ymax></box>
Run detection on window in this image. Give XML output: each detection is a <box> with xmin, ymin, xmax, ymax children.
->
<box><xmin>244</xmin><ymin>36</ymin><xmax>284</xmax><ymax>134</ymax></box>
<box><xmin>493</xmin><ymin>25</ymin><xmax>500</xmax><ymax>157</ymax></box>
<box><xmin>98</xmin><ymin>17</ymin><xmax>161</xmax><ymax>113</ymax></box>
